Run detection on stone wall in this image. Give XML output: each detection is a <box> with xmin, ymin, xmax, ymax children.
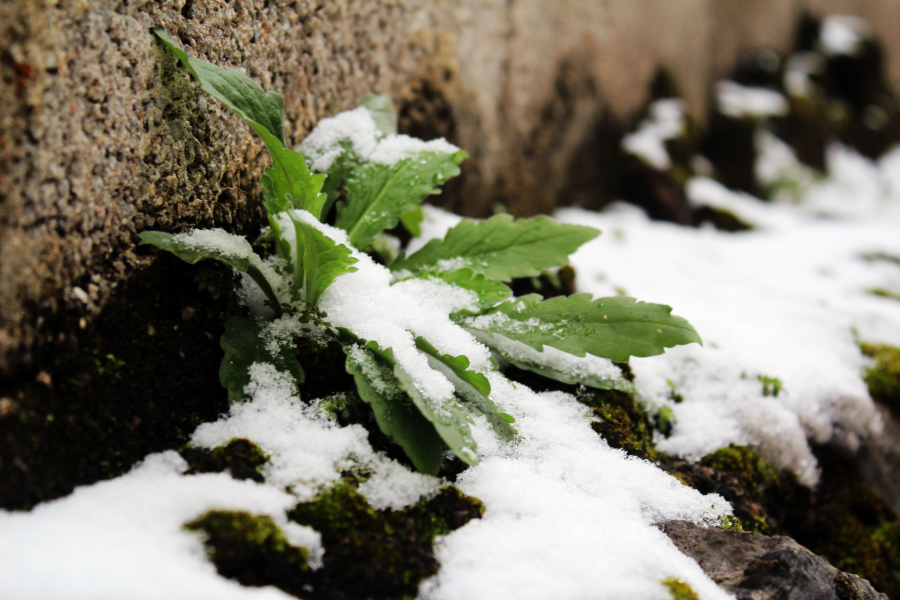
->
<box><xmin>1</xmin><ymin>0</ymin><xmax>898</xmax><ymax>374</ymax></box>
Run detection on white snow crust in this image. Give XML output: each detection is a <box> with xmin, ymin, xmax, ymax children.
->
<box><xmin>715</xmin><ymin>81</ymin><xmax>789</xmax><ymax>119</ymax></box>
<box><xmin>819</xmin><ymin>15</ymin><xmax>871</xmax><ymax>56</ymax></box>
<box><xmin>296</xmin><ymin>106</ymin><xmax>460</xmax><ymax>172</ymax></box>
<box><xmin>621</xmin><ymin>99</ymin><xmax>686</xmax><ymax>170</ymax></box>
<box><xmin>557</xmin><ymin>144</ymin><xmax>900</xmax><ymax>484</ymax></box>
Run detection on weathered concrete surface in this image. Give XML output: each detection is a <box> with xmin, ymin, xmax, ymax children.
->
<box><xmin>1</xmin><ymin>0</ymin><xmax>899</xmax><ymax>374</ymax></box>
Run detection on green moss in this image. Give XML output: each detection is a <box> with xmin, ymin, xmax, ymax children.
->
<box><xmin>577</xmin><ymin>388</ymin><xmax>658</xmax><ymax>461</ymax></box>
<box><xmin>662</xmin><ymin>578</ymin><xmax>700</xmax><ymax>600</ymax></box>
<box><xmin>809</xmin><ymin>480</ymin><xmax>900</xmax><ymax>599</ymax></box>
<box><xmin>185</xmin><ymin>510</ymin><xmax>309</xmax><ymax>594</ymax></box>
<box><xmin>288</xmin><ymin>483</ymin><xmax>483</xmax><ymax>600</ymax></box>
<box><xmin>699</xmin><ymin>445</ymin><xmax>781</xmax><ymax>498</ymax></box>
<box><xmin>661</xmin><ymin>444</ymin><xmax>807</xmax><ymax>535</ymax></box>
<box><xmin>859</xmin><ymin>343</ymin><xmax>900</xmax><ymax>412</ymax></box>
<box><xmin>181</xmin><ymin>438</ymin><xmax>269</xmax><ymax>482</ymax></box>
<box><xmin>718</xmin><ymin>515</ymin><xmax>744</xmax><ymax>532</ymax></box>
<box><xmin>869</xmin><ymin>289</ymin><xmax>900</xmax><ymax>302</ymax></box>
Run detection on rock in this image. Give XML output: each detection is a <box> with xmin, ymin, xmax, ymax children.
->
<box><xmin>662</xmin><ymin>520</ymin><xmax>888</xmax><ymax>600</ymax></box>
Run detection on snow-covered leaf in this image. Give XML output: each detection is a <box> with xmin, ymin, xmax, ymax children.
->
<box><xmin>344</xmin><ymin>344</ymin><xmax>444</xmax><ymax>475</ymax></box>
<box><xmin>138</xmin><ymin>230</ymin><xmax>282</xmax><ymax>314</ymax></box>
<box><xmin>219</xmin><ymin>317</ymin><xmax>304</xmax><ymax>404</ymax></box>
<box><xmin>414</xmin><ymin>337</ymin><xmax>517</xmax><ymax>442</ymax></box>
<box><xmin>475</xmin><ymin>333</ymin><xmax>636</xmax><ymax>393</ymax></box>
<box><xmin>336</xmin><ymin>329</ymin><xmax>479</xmax><ymax>468</ymax></box>
<box><xmin>336</xmin><ymin>150</ymin><xmax>466</xmax><ymax>249</ymax></box>
<box><xmin>459</xmin><ymin>293</ymin><xmax>701</xmax><ymax>362</ymax></box>
<box><xmin>288</xmin><ymin>214</ymin><xmax>358</xmax><ymax>306</ymax></box>
<box><xmin>390</xmin><ymin>214</ymin><xmax>599</xmax><ymax>282</ymax></box>
<box><xmin>404</xmin><ymin>268</ymin><xmax>512</xmax><ymax>314</ymax></box>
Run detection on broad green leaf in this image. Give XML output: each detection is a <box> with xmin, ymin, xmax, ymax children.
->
<box><xmin>255</xmin><ymin>126</ymin><xmax>328</xmax><ymax>220</ymax></box>
<box><xmin>154</xmin><ymin>29</ymin><xmax>284</xmax><ymax>145</ymax></box>
<box><xmin>335</xmin><ymin>150</ymin><xmax>467</xmax><ymax>249</ymax></box>
<box><xmin>155</xmin><ymin>29</ymin><xmax>327</xmax><ymax>219</ymax></box>
<box><xmin>139</xmin><ymin>230</ymin><xmax>282</xmax><ymax>315</ymax></box>
<box><xmin>318</xmin><ymin>141</ymin><xmax>355</xmax><ymax>220</ymax></box>
<box><xmin>405</xmin><ymin>268</ymin><xmax>511</xmax><ymax>314</ymax></box>
<box><xmin>414</xmin><ymin>337</ymin><xmax>517</xmax><ymax>442</ymax></box>
<box><xmin>361</xmin><ymin>93</ymin><xmax>398</xmax><ymax>136</ymax></box>
<box><xmin>399</xmin><ymin>206</ymin><xmax>424</xmax><ymax>237</ymax></box>
<box><xmin>458</xmin><ymin>293</ymin><xmax>702</xmax><ymax>362</ymax></box>
<box><xmin>344</xmin><ymin>344</ymin><xmax>444</xmax><ymax>475</ymax></box>
<box><xmin>219</xmin><ymin>317</ymin><xmax>305</xmax><ymax>404</ymax></box>
<box><xmin>288</xmin><ymin>214</ymin><xmax>359</xmax><ymax>306</ymax></box>
<box><xmin>390</xmin><ymin>214</ymin><xmax>600</xmax><ymax>282</ymax></box>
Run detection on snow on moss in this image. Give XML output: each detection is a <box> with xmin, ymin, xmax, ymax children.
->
<box><xmin>556</xmin><ymin>155</ymin><xmax>900</xmax><ymax>484</ymax></box>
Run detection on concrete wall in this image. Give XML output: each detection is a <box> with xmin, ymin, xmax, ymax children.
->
<box><xmin>1</xmin><ymin>0</ymin><xmax>897</xmax><ymax>374</ymax></box>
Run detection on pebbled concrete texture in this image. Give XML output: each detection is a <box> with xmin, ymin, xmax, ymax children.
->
<box><xmin>1</xmin><ymin>0</ymin><xmax>899</xmax><ymax>374</ymax></box>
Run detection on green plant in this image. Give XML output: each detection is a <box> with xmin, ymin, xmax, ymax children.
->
<box><xmin>141</xmin><ymin>30</ymin><xmax>701</xmax><ymax>475</ymax></box>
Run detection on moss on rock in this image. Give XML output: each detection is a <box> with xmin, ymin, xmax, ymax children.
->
<box><xmin>181</xmin><ymin>438</ymin><xmax>269</xmax><ymax>483</ymax></box>
<box><xmin>288</xmin><ymin>483</ymin><xmax>484</xmax><ymax>600</ymax></box>
<box><xmin>662</xmin><ymin>578</ymin><xmax>700</xmax><ymax>600</ymax></box>
<box><xmin>576</xmin><ymin>386</ymin><xmax>659</xmax><ymax>461</ymax></box>
<box><xmin>185</xmin><ymin>510</ymin><xmax>310</xmax><ymax>594</ymax></box>
<box><xmin>791</xmin><ymin>446</ymin><xmax>900</xmax><ymax>600</ymax></box>
<box><xmin>662</xmin><ymin>445</ymin><xmax>808</xmax><ymax>535</ymax></box>
<box><xmin>859</xmin><ymin>343</ymin><xmax>900</xmax><ymax>414</ymax></box>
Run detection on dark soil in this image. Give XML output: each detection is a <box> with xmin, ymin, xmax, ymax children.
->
<box><xmin>0</xmin><ymin>253</ymin><xmax>235</xmax><ymax>510</ymax></box>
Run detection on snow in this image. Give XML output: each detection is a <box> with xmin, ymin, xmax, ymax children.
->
<box><xmin>783</xmin><ymin>52</ymin><xmax>825</xmax><ymax>98</ymax></box>
<box><xmin>296</xmin><ymin>106</ymin><xmax>460</xmax><ymax>171</ymax></box>
<box><xmin>715</xmin><ymin>81</ymin><xmax>788</xmax><ymax>120</ymax></box>
<box><xmin>621</xmin><ymin>99</ymin><xmax>686</xmax><ymax>170</ymax></box>
<box><xmin>556</xmin><ymin>148</ymin><xmax>900</xmax><ymax>483</ymax></box>
<box><xmin>819</xmin><ymin>15</ymin><xmax>871</xmax><ymax>56</ymax></box>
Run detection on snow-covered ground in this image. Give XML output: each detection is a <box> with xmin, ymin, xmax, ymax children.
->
<box><xmin>3</xmin><ymin>134</ymin><xmax>900</xmax><ymax>599</ymax></box>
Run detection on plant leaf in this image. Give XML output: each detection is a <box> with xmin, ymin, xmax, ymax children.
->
<box><xmin>414</xmin><ymin>337</ymin><xmax>517</xmax><ymax>442</ymax></box>
<box><xmin>344</xmin><ymin>344</ymin><xmax>444</xmax><ymax>475</ymax></box>
<box><xmin>155</xmin><ymin>29</ymin><xmax>328</xmax><ymax>219</ymax></box>
<box><xmin>458</xmin><ymin>294</ymin><xmax>702</xmax><ymax>362</ymax></box>
<box><xmin>288</xmin><ymin>213</ymin><xmax>359</xmax><ymax>306</ymax></box>
<box><xmin>390</xmin><ymin>214</ymin><xmax>600</xmax><ymax>281</ymax></box>
<box><xmin>255</xmin><ymin>126</ymin><xmax>329</xmax><ymax>220</ymax></box>
<box><xmin>220</xmin><ymin>317</ymin><xmax>305</xmax><ymax>404</ymax></box>
<box><xmin>361</xmin><ymin>93</ymin><xmax>398</xmax><ymax>136</ymax></box>
<box><xmin>335</xmin><ymin>328</ymin><xmax>479</xmax><ymax>468</ymax></box>
<box><xmin>138</xmin><ymin>230</ymin><xmax>282</xmax><ymax>314</ymax></box>
<box><xmin>154</xmin><ymin>29</ymin><xmax>285</xmax><ymax>144</ymax></box>
<box><xmin>335</xmin><ymin>150</ymin><xmax>467</xmax><ymax>249</ymax></box>
<box><xmin>399</xmin><ymin>206</ymin><xmax>424</xmax><ymax>237</ymax></box>
<box><xmin>367</xmin><ymin>341</ymin><xmax>478</xmax><ymax>467</ymax></box>
<box><xmin>474</xmin><ymin>332</ymin><xmax>636</xmax><ymax>393</ymax></box>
